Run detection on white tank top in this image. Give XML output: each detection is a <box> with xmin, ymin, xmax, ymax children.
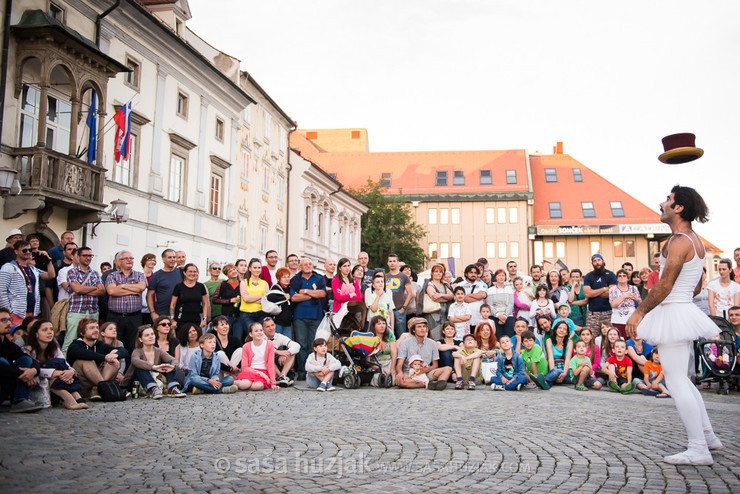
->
<box><xmin>659</xmin><ymin>232</ymin><xmax>704</xmax><ymax>304</ymax></box>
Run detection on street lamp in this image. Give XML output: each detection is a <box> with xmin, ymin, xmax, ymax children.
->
<box><xmin>0</xmin><ymin>167</ymin><xmax>18</xmax><ymax>197</ymax></box>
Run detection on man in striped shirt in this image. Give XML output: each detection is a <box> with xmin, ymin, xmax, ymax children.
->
<box><xmin>63</xmin><ymin>246</ymin><xmax>105</xmax><ymax>354</ymax></box>
<box><xmin>0</xmin><ymin>240</ymin><xmax>55</xmax><ymax>325</ymax></box>
<box><xmin>105</xmin><ymin>251</ymin><xmax>146</xmax><ymax>352</ymax></box>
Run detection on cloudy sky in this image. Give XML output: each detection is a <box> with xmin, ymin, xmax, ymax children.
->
<box><xmin>189</xmin><ymin>0</ymin><xmax>739</xmax><ymax>256</ymax></box>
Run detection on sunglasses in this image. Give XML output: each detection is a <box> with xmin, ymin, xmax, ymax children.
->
<box><xmin>159</xmin><ymin>322</ymin><xmax>171</xmax><ymax>327</ymax></box>
<box><xmin>211</xmin><ymin>267</ymin><xmax>221</xmax><ymax>271</ymax></box>
<box><xmin>19</xmin><ymin>248</ymin><xmax>31</xmax><ymax>253</ymax></box>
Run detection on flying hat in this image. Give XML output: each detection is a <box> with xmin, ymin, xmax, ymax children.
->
<box><xmin>659</xmin><ymin>133</ymin><xmax>704</xmax><ymax>164</ymax></box>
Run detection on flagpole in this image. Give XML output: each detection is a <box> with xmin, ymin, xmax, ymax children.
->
<box><xmin>76</xmin><ymin>95</ymin><xmax>137</xmax><ymax>160</ymax></box>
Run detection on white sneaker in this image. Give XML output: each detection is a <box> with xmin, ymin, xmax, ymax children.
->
<box><xmin>663</xmin><ymin>450</ymin><xmax>713</xmax><ymax>466</ymax></box>
<box><xmin>705</xmin><ymin>435</ymin><xmax>724</xmax><ymax>450</ymax></box>
<box><xmin>317</xmin><ymin>382</ymin><xmax>326</xmax><ymax>392</ymax></box>
<box><xmin>326</xmin><ymin>384</ymin><xmax>336</xmax><ymax>392</ymax></box>
<box><xmin>490</xmin><ymin>383</ymin><xmax>504</xmax><ymax>391</ymax></box>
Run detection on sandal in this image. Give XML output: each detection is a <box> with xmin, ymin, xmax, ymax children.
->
<box><xmin>467</xmin><ymin>381</ymin><xmax>476</xmax><ymax>391</ymax></box>
<box><xmin>656</xmin><ymin>393</ymin><xmax>671</xmax><ymax>398</ymax></box>
<box><xmin>455</xmin><ymin>380</ymin><xmax>464</xmax><ymax>390</ymax></box>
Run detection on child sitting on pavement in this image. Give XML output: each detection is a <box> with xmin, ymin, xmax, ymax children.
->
<box><xmin>490</xmin><ymin>335</ymin><xmax>527</xmax><ymax>391</ymax></box>
<box><xmin>642</xmin><ymin>348</ymin><xmax>670</xmax><ymax>398</ymax></box>
<box><xmin>452</xmin><ymin>334</ymin><xmax>483</xmax><ymax>390</ymax></box>
<box><xmin>407</xmin><ymin>354</ymin><xmax>430</xmax><ymax>388</ymax></box>
<box><xmin>185</xmin><ymin>333</ymin><xmax>238</xmax><ymax>394</ymax></box>
<box><xmin>521</xmin><ymin>330</ymin><xmax>557</xmax><ymax>390</ymax></box>
<box><xmin>569</xmin><ymin>339</ymin><xmax>601</xmax><ymax>391</ymax></box>
<box><xmin>605</xmin><ymin>339</ymin><xmax>636</xmax><ymax>394</ymax></box>
<box><xmin>305</xmin><ymin>338</ymin><xmax>341</xmax><ymax>391</ymax></box>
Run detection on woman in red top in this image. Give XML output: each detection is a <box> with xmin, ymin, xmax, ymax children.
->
<box><xmin>235</xmin><ymin>321</ymin><xmax>276</xmax><ymax>391</ymax></box>
<box><xmin>331</xmin><ymin>257</ymin><xmax>362</xmax><ymax>314</ymax></box>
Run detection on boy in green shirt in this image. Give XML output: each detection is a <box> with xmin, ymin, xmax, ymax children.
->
<box><xmin>521</xmin><ymin>330</ymin><xmax>551</xmax><ymax>390</ymax></box>
<box><xmin>569</xmin><ymin>339</ymin><xmax>601</xmax><ymax>390</ymax></box>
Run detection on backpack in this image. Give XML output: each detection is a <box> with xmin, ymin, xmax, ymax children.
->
<box><xmin>97</xmin><ymin>380</ymin><xmax>127</xmax><ymax>402</ymax></box>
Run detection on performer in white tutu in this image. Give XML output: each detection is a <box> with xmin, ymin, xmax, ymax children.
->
<box><xmin>626</xmin><ymin>185</ymin><xmax>722</xmax><ymax>466</ymax></box>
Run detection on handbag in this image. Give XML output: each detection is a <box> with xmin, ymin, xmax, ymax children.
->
<box><xmin>480</xmin><ymin>361</ymin><xmax>498</xmax><ymax>383</ymax></box>
<box><xmin>422</xmin><ymin>293</ymin><xmax>441</xmax><ymax>314</ymax></box>
<box><xmin>261</xmin><ymin>289</ymin><xmax>288</xmax><ymax>315</ymax></box>
<box><xmin>315</xmin><ymin>313</ymin><xmax>333</xmax><ymax>340</ymax></box>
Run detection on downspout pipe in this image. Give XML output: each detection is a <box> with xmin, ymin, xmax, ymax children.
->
<box><xmin>96</xmin><ymin>0</ymin><xmax>121</xmax><ymax>47</ymax></box>
<box><xmin>0</xmin><ymin>0</ymin><xmax>13</xmax><ymax>142</ymax></box>
<box><xmin>285</xmin><ymin>122</ymin><xmax>297</xmax><ymax>259</ymax></box>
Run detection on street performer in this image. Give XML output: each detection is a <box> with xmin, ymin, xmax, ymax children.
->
<box><xmin>626</xmin><ymin>185</ymin><xmax>722</xmax><ymax>466</ymax></box>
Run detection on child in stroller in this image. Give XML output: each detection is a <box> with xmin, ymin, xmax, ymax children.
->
<box><xmin>695</xmin><ymin>315</ymin><xmax>737</xmax><ymax>394</ymax></box>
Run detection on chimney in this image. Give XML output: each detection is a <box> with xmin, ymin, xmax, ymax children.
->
<box><xmin>553</xmin><ymin>141</ymin><xmax>564</xmax><ymax>155</ymax></box>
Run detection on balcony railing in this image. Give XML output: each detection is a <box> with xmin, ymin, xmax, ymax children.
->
<box><xmin>10</xmin><ymin>146</ymin><xmax>106</xmax><ymax>211</ymax></box>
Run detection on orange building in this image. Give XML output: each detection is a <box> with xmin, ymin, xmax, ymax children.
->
<box><xmin>291</xmin><ymin>131</ymin><xmax>721</xmax><ymax>275</ymax></box>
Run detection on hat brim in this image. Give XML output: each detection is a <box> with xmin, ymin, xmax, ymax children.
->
<box><xmin>659</xmin><ymin>147</ymin><xmax>704</xmax><ymax>164</ymax></box>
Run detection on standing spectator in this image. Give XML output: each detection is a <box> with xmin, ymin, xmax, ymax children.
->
<box><xmin>105</xmin><ymin>251</ymin><xmax>146</xmax><ymax>352</ymax></box>
<box><xmin>0</xmin><ymin>307</ymin><xmax>42</xmax><ymax>413</ymax></box>
<box><xmin>235</xmin><ymin>259</ymin><xmax>268</xmax><ymax>341</ymax></box>
<box><xmin>401</xmin><ymin>265</ymin><xmax>419</xmax><ymax>320</ymax></box>
<box><xmin>260</xmin><ymin>250</ymin><xmax>280</xmax><ymax>286</ymax></box>
<box><xmin>323</xmin><ymin>258</ymin><xmax>336</xmax><ymax>315</ymax></box>
<box><xmin>235</xmin><ymin>259</ymin><xmax>248</xmax><ymax>281</ymax></box>
<box><xmin>448</xmin><ymin>286</ymin><xmax>472</xmax><ymax>339</ymax></box>
<box><xmin>365</xmin><ymin>272</ymin><xmax>395</xmax><ymax>332</ymax></box>
<box><xmin>621</xmin><ymin>262</ymin><xmax>634</xmax><ymax>279</ymax></box>
<box><xmin>529</xmin><ymin>265</ymin><xmax>543</xmax><ymax>296</ymax></box>
<box><xmin>513</xmin><ymin>276</ymin><xmax>532</xmax><ymax>325</ymax></box>
<box><xmin>421</xmin><ymin>263</ymin><xmax>453</xmax><ymax>340</ymax></box>
<box><xmin>707</xmin><ymin>259</ymin><xmax>740</xmax><ymax>318</ymax></box>
<box><xmin>48</xmin><ymin>241</ymin><xmax>76</xmax><ymax>304</ymax></box>
<box><xmin>0</xmin><ymin>240</ymin><xmax>55</xmax><ymax>325</ymax></box>
<box><xmin>175</xmin><ymin>251</ymin><xmax>187</xmax><ymax>269</ymax></box>
<box><xmin>733</xmin><ymin>248</ymin><xmax>740</xmax><ymax>281</ymax></box>
<box><xmin>582</xmin><ymin>254</ymin><xmax>617</xmax><ymax>338</ymax></box>
<box><xmin>290</xmin><ymin>258</ymin><xmax>326</xmax><ymax>377</ymax></box>
<box><xmin>385</xmin><ymin>254</ymin><xmax>413</xmax><ymax>339</ymax></box>
<box><xmin>559</xmin><ymin>268</ymin><xmax>570</xmax><ymax>286</ymax></box>
<box><xmin>212</xmin><ymin>264</ymin><xmax>241</xmax><ymax>330</ymax></box>
<box><xmin>286</xmin><ymin>254</ymin><xmax>300</xmax><ymax>278</ymax></box>
<box><xmin>63</xmin><ymin>247</ymin><xmax>104</xmax><ymax>354</ymax></box>
<box><xmin>146</xmin><ymin>249</ymin><xmax>181</xmax><ymax>322</ymax></box>
<box><xmin>140</xmin><ymin>253</ymin><xmax>156</xmax><ymax>325</ymax></box>
<box><xmin>486</xmin><ymin>269</ymin><xmax>515</xmax><ymax>339</ymax></box>
<box><xmin>529</xmin><ymin>284</ymin><xmax>555</xmax><ymax>327</ymax></box>
<box><xmin>567</xmin><ymin>269</ymin><xmax>587</xmax><ymax>327</ymax></box>
<box><xmin>27</xmin><ymin>234</ymin><xmax>50</xmax><ymax>272</ymax></box>
<box><xmin>646</xmin><ymin>252</ymin><xmax>661</xmax><ymax>290</ymax></box>
<box><xmin>47</xmin><ymin>231</ymin><xmax>74</xmax><ymax>265</ymax></box>
<box><xmin>0</xmin><ymin>229</ymin><xmax>24</xmax><ymax>267</ymax></box>
<box><xmin>171</xmin><ymin>264</ymin><xmax>210</xmax><ymax>329</ymax></box>
<box><xmin>459</xmin><ymin>264</ymin><xmax>488</xmax><ymax>330</ymax></box>
<box><xmin>357</xmin><ymin>251</ymin><xmax>375</xmax><ymax>292</ymax></box>
<box><xmin>204</xmin><ymin>263</ymin><xmax>223</xmax><ymax>318</ymax></box>
<box><xmin>331</xmin><ymin>258</ymin><xmax>362</xmax><ymax>314</ymax></box>
<box><xmin>352</xmin><ymin>264</ymin><xmax>365</xmax><ymax>290</ymax></box>
<box><xmin>480</xmin><ymin>269</ymin><xmax>493</xmax><ymax>288</ymax></box>
<box><xmin>266</xmin><ymin>267</ymin><xmax>293</xmax><ymax>338</ymax></box>
<box><xmin>609</xmin><ymin>269</ymin><xmax>641</xmax><ymax>339</ymax></box>
<box><xmin>546</xmin><ymin>270</ymin><xmax>569</xmax><ymax>305</ymax></box>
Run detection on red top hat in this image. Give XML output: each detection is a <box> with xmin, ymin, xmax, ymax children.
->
<box><xmin>659</xmin><ymin>133</ymin><xmax>704</xmax><ymax>164</ymax></box>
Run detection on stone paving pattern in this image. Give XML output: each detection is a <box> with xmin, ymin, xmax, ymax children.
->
<box><xmin>0</xmin><ymin>384</ymin><xmax>738</xmax><ymax>493</ymax></box>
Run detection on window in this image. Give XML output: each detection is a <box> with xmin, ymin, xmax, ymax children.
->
<box><xmin>49</xmin><ymin>2</ymin><xmax>65</xmax><ymax>22</ymax></box>
<box><xmin>276</xmin><ymin>231</ymin><xmax>284</xmax><ymax>253</ymax></box>
<box><xmin>498</xmin><ymin>208</ymin><xmax>506</xmax><ymax>224</ymax></box>
<box><xmin>317</xmin><ymin>213</ymin><xmax>323</xmax><ymax>238</ymax></box>
<box><xmin>45</xmin><ymin>93</ymin><xmax>71</xmax><ymax>154</ymax></box>
<box><xmin>113</xmin><ymin>133</ymin><xmax>136</xmax><ymax>187</ymax></box>
<box><xmin>304</xmin><ymin>206</ymin><xmax>311</xmax><ymax>231</ymax></box>
<box><xmin>626</xmin><ymin>240</ymin><xmax>635</xmax><ymax>257</ymax></box>
<box><xmin>209</xmin><ymin>173</ymin><xmax>222</xmax><ymax>216</ymax></box>
<box><xmin>175</xmin><ymin>18</ymin><xmax>183</xmax><ymax>35</ymax></box>
<box><xmin>510</xmin><ymin>242</ymin><xmax>519</xmax><ymax>258</ymax></box>
<box><xmin>243</xmin><ymin>105</ymin><xmax>251</xmax><ymax>126</ymax></box>
<box><xmin>262</xmin><ymin>162</ymin><xmax>270</xmax><ymax>192</ymax></box>
<box><xmin>573</xmin><ymin>168</ymin><xmax>582</xmax><ymax>182</ymax></box>
<box><xmin>498</xmin><ymin>242</ymin><xmax>507</xmax><ymax>259</ymax></box>
<box><xmin>435</xmin><ymin>171</ymin><xmax>448</xmax><ymax>186</ymax></box>
<box><xmin>451</xmin><ymin>208</ymin><xmax>460</xmax><ymax>224</ymax></box>
<box><xmin>429</xmin><ymin>243</ymin><xmax>438</xmax><ymax>259</ymax></box>
<box><xmin>582</xmin><ymin>202</ymin><xmax>596</xmax><ymax>218</ymax></box>
<box><xmin>241</xmin><ymin>148</ymin><xmax>250</xmax><ymax>178</ymax></box>
<box><xmin>259</xmin><ymin>225</ymin><xmax>268</xmax><ymax>252</ymax></box>
<box><xmin>238</xmin><ymin>215</ymin><xmax>248</xmax><ymax>248</ymax></box>
<box><xmin>509</xmin><ymin>207</ymin><xmax>518</xmax><ymax>223</ymax></box>
<box><xmin>19</xmin><ymin>85</ymin><xmax>40</xmax><ymax>148</ymax></box>
<box><xmin>549</xmin><ymin>202</ymin><xmax>562</xmax><ymax>219</ymax></box>
<box><xmin>280</xmin><ymin>127</ymin><xmax>288</xmax><ymax>153</ymax></box>
<box><xmin>215</xmin><ymin>118</ymin><xmax>224</xmax><ymax>141</ymax></box>
<box><xmin>453</xmin><ymin>171</ymin><xmax>465</xmax><ymax>185</ymax></box>
<box><xmin>506</xmin><ymin>169</ymin><xmax>517</xmax><ymax>184</ymax></box>
<box><xmin>591</xmin><ymin>241</ymin><xmax>601</xmax><ymax>254</ymax></box>
<box><xmin>614</xmin><ymin>240</ymin><xmax>623</xmax><ymax>257</ymax></box>
<box><xmin>176</xmin><ymin>91</ymin><xmax>188</xmax><ymax>118</ymax></box>
<box><xmin>480</xmin><ymin>170</ymin><xmax>492</xmax><ymax>185</ymax></box>
<box><xmin>263</xmin><ymin>112</ymin><xmax>271</xmax><ymax>141</ymax></box>
<box><xmin>440</xmin><ymin>208</ymin><xmax>449</xmax><ymax>224</ymax></box>
<box><xmin>428</xmin><ymin>208</ymin><xmax>437</xmax><ymax>224</ymax></box>
<box><xmin>545</xmin><ymin>168</ymin><xmax>557</xmax><ymax>183</ymax></box>
<box><xmin>452</xmin><ymin>243</ymin><xmax>461</xmax><ymax>259</ymax></box>
<box><xmin>544</xmin><ymin>242</ymin><xmax>554</xmax><ymax>259</ymax></box>
<box><xmin>610</xmin><ymin>201</ymin><xmax>624</xmax><ymax>217</ymax></box>
<box><xmin>277</xmin><ymin>175</ymin><xmax>285</xmax><ymax>203</ymax></box>
<box><xmin>534</xmin><ymin>241</ymin><xmax>543</xmax><ymax>264</ymax></box>
<box><xmin>440</xmin><ymin>243</ymin><xmax>449</xmax><ymax>259</ymax></box>
<box><xmin>351</xmin><ymin>130</ymin><xmax>361</xmax><ymax>139</ymax></box>
<box><xmin>486</xmin><ymin>208</ymin><xmax>495</xmax><ymax>224</ymax></box>
<box><xmin>487</xmin><ymin>242</ymin><xmax>496</xmax><ymax>258</ymax></box>
<box><xmin>556</xmin><ymin>241</ymin><xmax>565</xmax><ymax>258</ymax></box>
<box><xmin>124</xmin><ymin>56</ymin><xmax>140</xmax><ymax>90</ymax></box>
<box><xmin>168</xmin><ymin>155</ymin><xmax>185</xmax><ymax>203</ymax></box>
<box><xmin>380</xmin><ymin>173</ymin><xmax>391</xmax><ymax>187</ymax></box>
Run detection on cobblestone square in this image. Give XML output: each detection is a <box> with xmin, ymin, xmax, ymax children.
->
<box><xmin>1</xmin><ymin>385</ymin><xmax>737</xmax><ymax>493</ymax></box>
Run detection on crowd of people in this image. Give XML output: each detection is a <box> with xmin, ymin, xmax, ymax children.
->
<box><xmin>0</xmin><ymin>225</ymin><xmax>738</xmax><ymax>412</ymax></box>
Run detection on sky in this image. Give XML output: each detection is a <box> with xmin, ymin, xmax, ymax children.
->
<box><xmin>188</xmin><ymin>0</ymin><xmax>739</xmax><ymax>255</ymax></box>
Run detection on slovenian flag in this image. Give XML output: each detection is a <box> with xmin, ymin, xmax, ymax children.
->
<box><xmin>86</xmin><ymin>91</ymin><xmax>97</xmax><ymax>164</ymax></box>
<box><xmin>113</xmin><ymin>101</ymin><xmax>132</xmax><ymax>162</ymax></box>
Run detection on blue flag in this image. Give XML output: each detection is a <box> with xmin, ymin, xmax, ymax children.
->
<box><xmin>86</xmin><ymin>91</ymin><xmax>97</xmax><ymax>164</ymax></box>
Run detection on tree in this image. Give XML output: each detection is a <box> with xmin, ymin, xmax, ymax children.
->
<box><xmin>348</xmin><ymin>179</ymin><xmax>427</xmax><ymax>271</ymax></box>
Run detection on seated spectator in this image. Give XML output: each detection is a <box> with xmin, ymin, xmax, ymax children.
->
<box><xmin>266</xmin><ymin>267</ymin><xmax>293</xmax><ymax>338</ymax></box>
<box><xmin>23</xmin><ymin>319</ymin><xmax>87</xmax><ymax>409</ymax></box>
<box><xmin>0</xmin><ymin>307</ymin><xmax>42</xmax><ymax>413</ymax></box>
<box><xmin>511</xmin><ymin>317</ymin><xmax>541</xmax><ymax>353</ymax></box>
<box><xmin>395</xmin><ymin>317</ymin><xmax>452</xmax><ymax>390</ymax></box>
<box><xmin>474</xmin><ymin>321</ymin><xmax>498</xmax><ymax>361</ymax></box>
<box><xmin>67</xmin><ymin>318</ymin><xmax>128</xmax><ymax>399</ymax></box>
<box><xmin>545</xmin><ymin>321</ymin><xmax>573</xmax><ymax>386</ymax></box>
<box><xmin>305</xmin><ymin>338</ymin><xmax>340</xmax><ymax>391</ymax></box>
<box><xmin>448</xmin><ymin>286</ymin><xmax>472</xmax><ymax>340</ymax></box>
<box><xmin>452</xmin><ymin>334</ymin><xmax>483</xmax><ymax>389</ymax></box>
<box><xmin>597</xmin><ymin>326</ymin><xmax>621</xmax><ymax>383</ymax></box>
<box><xmin>521</xmin><ymin>330</ymin><xmax>558</xmax><ymax>390</ymax></box>
<box><xmin>534</xmin><ymin>314</ymin><xmax>553</xmax><ymax>342</ymax></box>
<box><xmin>436</xmin><ymin>321</ymin><xmax>460</xmax><ymax>378</ymax></box>
<box><xmin>569</xmin><ymin>339</ymin><xmax>601</xmax><ymax>390</ymax></box>
<box><xmin>99</xmin><ymin>322</ymin><xmax>123</xmax><ymax>348</ymax></box>
<box><xmin>11</xmin><ymin>315</ymin><xmax>36</xmax><ymax>348</ymax></box>
<box><xmin>209</xmin><ymin>316</ymin><xmax>240</xmax><ymax>377</ymax></box>
<box><xmin>123</xmin><ymin>326</ymin><xmax>185</xmax><ymax>399</ymax></box>
<box><xmin>605</xmin><ymin>339</ymin><xmax>636</xmax><ymax>394</ymax></box>
<box><xmin>489</xmin><ymin>335</ymin><xmax>527</xmax><ymax>391</ymax></box>
<box><xmin>262</xmin><ymin>316</ymin><xmax>299</xmax><ymax>387</ymax></box>
<box><xmin>642</xmin><ymin>348</ymin><xmax>670</xmax><ymax>397</ymax></box>
<box><xmin>153</xmin><ymin>316</ymin><xmax>180</xmax><ymax>361</ymax></box>
<box><xmin>529</xmin><ymin>284</ymin><xmax>555</xmax><ymax>327</ymax></box>
<box><xmin>626</xmin><ymin>335</ymin><xmax>654</xmax><ymax>379</ymax></box>
<box><xmin>234</xmin><ymin>322</ymin><xmax>276</xmax><ymax>391</ymax></box>
<box><xmin>406</xmin><ymin>355</ymin><xmax>429</xmax><ymax>388</ymax></box>
<box><xmin>366</xmin><ymin>315</ymin><xmax>396</xmax><ymax>379</ymax></box>
<box><xmin>184</xmin><ymin>333</ymin><xmax>237</xmax><ymax>394</ymax></box>
<box><xmin>575</xmin><ymin>327</ymin><xmax>600</xmax><ymax>376</ymax></box>
<box><xmin>176</xmin><ymin>323</ymin><xmax>201</xmax><ymax>375</ymax></box>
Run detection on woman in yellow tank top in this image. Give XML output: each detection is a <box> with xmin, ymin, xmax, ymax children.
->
<box><xmin>233</xmin><ymin>259</ymin><xmax>268</xmax><ymax>343</ymax></box>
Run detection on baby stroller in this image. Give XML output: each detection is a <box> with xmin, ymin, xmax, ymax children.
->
<box><xmin>695</xmin><ymin>316</ymin><xmax>737</xmax><ymax>395</ymax></box>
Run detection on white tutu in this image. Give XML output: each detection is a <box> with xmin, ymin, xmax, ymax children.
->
<box><xmin>637</xmin><ymin>302</ymin><xmax>719</xmax><ymax>346</ymax></box>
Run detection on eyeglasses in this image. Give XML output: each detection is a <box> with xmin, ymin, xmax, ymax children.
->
<box><xmin>120</xmin><ymin>257</ymin><xmax>134</xmax><ymax>261</ymax></box>
<box><xmin>0</xmin><ymin>317</ymin><xmax>11</xmax><ymax>323</ymax></box>
<box><xmin>80</xmin><ymin>254</ymin><xmax>94</xmax><ymax>258</ymax></box>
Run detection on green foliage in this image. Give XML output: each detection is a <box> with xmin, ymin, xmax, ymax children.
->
<box><xmin>348</xmin><ymin>179</ymin><xmax>427</xmax><ymax>271</ymax></box>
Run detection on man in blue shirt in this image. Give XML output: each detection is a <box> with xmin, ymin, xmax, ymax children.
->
<box><xmin>583</xmin><ymin>254</ymin><xmax>617</xmax><ymax>337</ymax></box>
<box><xmin>48</xmin><ymin>231</ymin><xmax>74</xmax><ymax>264</ymax></box>
<box><xmin>290</xmin><ymin>258</ymin><xmax>326</xmax><ymax>377</ymax></box>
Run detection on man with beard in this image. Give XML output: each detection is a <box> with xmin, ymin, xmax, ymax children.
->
<box><xmin>459</xmin><ymin>264</ymin><xmax>488</xmax><ymax>329</ymax></box>
<box><xmin>357</xmin><ymin>251</ymin><xmax>375</xmax><ymax>292</ymax></box>
<box><xmin>583</xmin><ymin>254</ymin><xmax>617</xmax><ymax>337</ymax></box>
<box><xmin>529</xmin><ymin>264</ymin><xmax>543</xmax><ymax>297</ymax></box>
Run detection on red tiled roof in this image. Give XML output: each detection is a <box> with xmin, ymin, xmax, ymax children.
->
<box><xmin>531</xmin><ymin>154</ymin><xmax>661</xmax><ymax>225</ymax></box>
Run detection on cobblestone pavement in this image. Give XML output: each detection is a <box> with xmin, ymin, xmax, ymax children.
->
<box><xmin>0</xmin><ymin>384</ymin><xmax>738</xmax><ymax>493</ymax></box>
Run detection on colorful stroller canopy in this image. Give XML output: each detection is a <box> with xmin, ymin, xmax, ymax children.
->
<box><xmin>344</xmin><ymin>331</ymin><xmax>381</xmax><ymax>356</ymax></box>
